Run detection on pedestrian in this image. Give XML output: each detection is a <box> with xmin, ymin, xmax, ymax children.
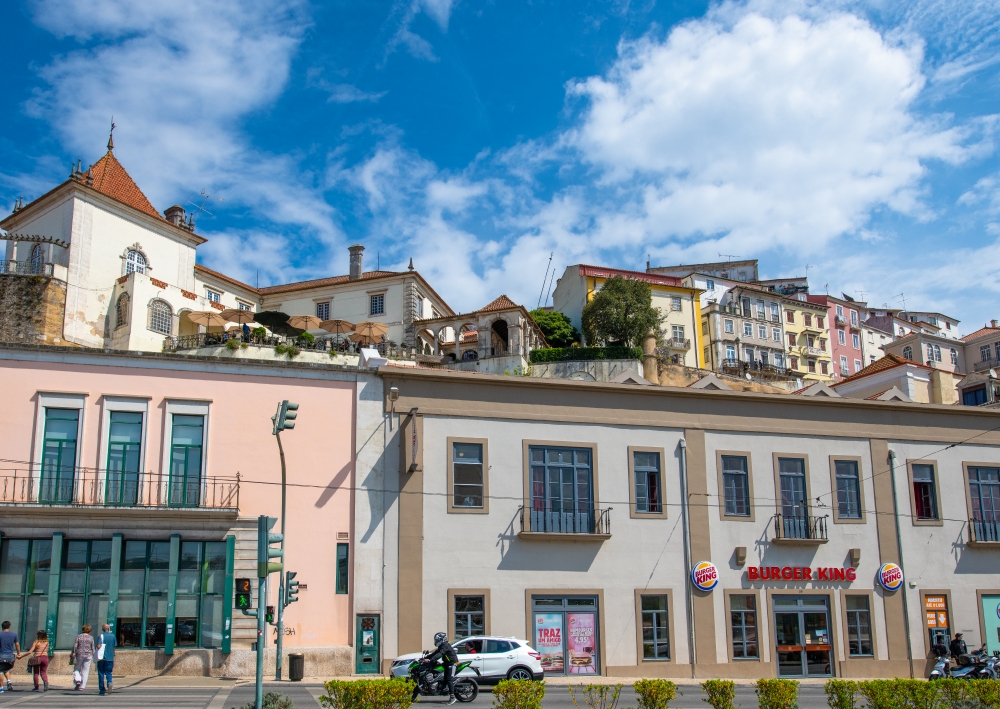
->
<box><xmin>17</xmin><ymin>630</ymin><xmax>49</xmax><ymax>692</ymax></box>
<box><xmin>242</xmin><ymin>322</ymin><xmax>251</xmax><ymax>342</ymax></box>
<box><xmin>96</xmin><ymin>624</ymin><xmax>116</xmax><ymax>695</ymax></box>
<box><xmin>71</xmin><ymin>625</ymin><xmax>95</xmax><ymax>690</ymax></box>
<box><xmin>0</xmin><ymin>620</ymin><xmax>20</xmax><ymax>692</ymax></box>
<box><xmin>950</xmin><ymin>632</ymin><xmax>968</xmax><ymax>661</ymax></box>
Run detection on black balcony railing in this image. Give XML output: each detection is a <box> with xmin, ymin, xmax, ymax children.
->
<box><xmin>720</xmin><ymin>359</ymin><xmax>796</xmax><ymax>379</ymax></box>
<box><xmin>519</xmin><ymin>503</ymin><xmax>612</xmax><ymax>535</ymax></box>
<box><xmin>0</xmin><ymin>469</ymin><xmax>238</xmax><ymax>510</ymax></box>
<box><xmin>0</xmin><ymin>259</ymin><xmax>53</xmax><ymax>277</ymax></box>
<box><xmin>773</xmin><ymin>513</ymin><xmax>828</xmax><ymax>541</ymax></box>
<box><xmin>970</xmin><ymin>518</ymin><xmax>1000</xmax><ymax>543</ymax></box>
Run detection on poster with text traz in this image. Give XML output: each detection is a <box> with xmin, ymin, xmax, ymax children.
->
<box><xmin>534</xmin><ymin>614</ymin><xmax>564</xmax><ymax>673</ymax></box>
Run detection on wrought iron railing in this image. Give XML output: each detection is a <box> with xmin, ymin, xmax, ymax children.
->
<box><xmin>969</xmin><ymin>518</ymin><xmax>1000</xmax><ymax>543</ymax></box>
<box><xmin>0</xmin><ymin>260</ymin><xmax>53</xmax><ymax>277</ymax></box>
<box><xmin>0</xmin><ymin>470</ymin><xmax>238</xmax><ymax>510</ymax></box>
<box><xmin>669</xmin><ymin>338</ymin><xmax>692</xmax><ymax>350</ymax></box>
<box><xmin>519</xmin><ymin>504</ymin><xmax>612</xmax><ymax>535</ymax></box>
<box><xmin>720</xmin><ymin>359</ymin><xmax>796</xmax><ymax>378</ymax></box>
<box><xmin>773</xmin><ymin>513</ymin><xmax>828</xmax><ymax>541</ymax></box>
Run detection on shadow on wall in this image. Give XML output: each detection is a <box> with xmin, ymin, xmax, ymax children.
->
<box><xmin>496</xmin><ymin>536</ymin><xmax>601</xmax><ymax>573</ymax></box>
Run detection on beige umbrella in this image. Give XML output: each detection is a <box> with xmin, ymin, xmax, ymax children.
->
<box><xmin>186</xmin><ymin>310</ymin><xmax>231</xmax><ymax>328</ymax></box>
<box><xmin>287</xmin><ymin>315</ymin><xmax>323</xmax><ymax>330</ymax></box>
<box><xmin>352</xmin><ymin>321</ymin><xmax>389</xmax><ymax>345</ymax></box>
<box><xmin>221</xmin><ymin>308</ymin><xmax>256</xmax><ymax>324</ymax></box>
<box><xmin>319</xmin><ymin>319</ymin><xmax>355</xmax><ymax>334</ymax></box>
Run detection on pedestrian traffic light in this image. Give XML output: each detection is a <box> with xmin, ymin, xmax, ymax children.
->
<box><xmin>272</xmin><ymin>400</ymin><xmax>299</xmax><ymax>434</ymax></box>
<box><xmin>235</xmin><ymin>578</ymin><xmax>252</xmax><ymax>610</ymax></box>
<box><xmin>266</xmin><ymin>605</ymin><xmax>275</xmax><ymax>624</ymax></box>
<box><xmin>285</xmin><ymin>571</ymin><xmax>299</xmax><ymax>607</ymax></box>
<box><xmin>257</xmin><ymin>515</ymin><xmax>283</xmax><ymax>577</ymax></box>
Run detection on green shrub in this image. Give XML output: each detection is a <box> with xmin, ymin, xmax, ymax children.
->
<box><xmin>252</xmin><ymin>326</ymin><xmax>267</xmax><ymax>340</ymax></box>
<box><xmin>754</xmin><ymin>679</ymin><xmax>798</xmax><ymax>709</ymax></box>
<box><xmin>492</xmin><ymin>679</ymin><xmax>545</xmax><ymax>709</ymax></box>
<box><xmin>233</xmin><ymin>692</ymin><xmax>295</xmax><ymax>709</ymax></box>
<box><xmin>296</xmin><ymin>331</ymin><xmax>315</xmax><ymax>345</ymax></box>
<box><xmin>568</xmin><ymin>684</ymin><xmax>623</xmax><ymax>709</ymax></box>
<box><xmin>529</xmin><ymin>346</ymin><xmax>642</xmax><ymax>363</ymax></box>
<box><xmin>274</xmin><ymin>343</ymin><xmax>301</xmax><ymax>358</ymax></box>
<box><xmin>225</xmin><ymin>337</ymin><xmax>240</xmax><ymax>351</ymax></box>
<box><xmin>319</xmin><ymin>679</ymin><xmax>414</xmax><ymax>709</ymax></box>
<box><xmin>633</xmin><ymin>679</ymin><xmax>677</xmax><ymax>709</ymax></box>
<box><xmin>824</xmin><ymin>679</ymin><xmax>858</xmax><ymax>709</ymax></box>
<box><xmin>857</xmin><ymin>680</ymin><xmax>899</xmax><ymax>709</ymax></box>
<box><xmin>700</xmin><ymin>680</ymin><xmax>736</xmax><ymax>709</ymax></box>
<box><xmin>966</xmin><ymin>680</ymin><xmax>1000</xmax><ymax>708</ymax></box>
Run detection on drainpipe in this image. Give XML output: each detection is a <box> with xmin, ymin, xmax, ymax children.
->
<box><xmin>888</xmin><ymin>450</ymin><xmax>915</xmax><ymax>678</ymax></box>
<box><xmin>678</xmin><ymin>439</ymin><xmax>697</xmax><ymax>678</ymax></box>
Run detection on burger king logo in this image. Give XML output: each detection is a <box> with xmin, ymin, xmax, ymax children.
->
<box><xmin>878</xmin><ymin>562</ymin><xmax>903</xmax><ymax>592</ymax></box>
<box><xmin>691</xmin><ymin>561</ymin><xmax>719</xmax><ymax>592</ymax></box>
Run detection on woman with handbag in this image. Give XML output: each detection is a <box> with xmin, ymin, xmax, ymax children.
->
<box><xmin>17</xmin><ymin>631</ymin><xmax>49</xmax><ymax>692</ymax></box>
<box><xmin>71</xmin><ymin>625</ymin><xmax>95</xmax><ymax>690</ymax></box>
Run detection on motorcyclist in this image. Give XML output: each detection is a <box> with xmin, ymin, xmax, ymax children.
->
<box><xmin>422</xmin><ymin>631</ymin><xmax>458</xmax><ymax>704</ymax></box>
<box><xmin>950</xmin><ymin>633</ymin><xmax>968</xmax><ymax>662</ymax></box>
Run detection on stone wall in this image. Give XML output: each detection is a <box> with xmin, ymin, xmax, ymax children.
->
<box><xmin>657</xmin><ymin>362</ymin><xmax>800</xmax><ymax>393</ymax></box>
<box><xmin>0</xmin><ymin>274</ymin><xmax>70</xmax><ymax>345</ymax></box>
<box><xmin>530</xmin><ymin>358</ymin><xmax>641</xmax><ymax>381</ymax></box>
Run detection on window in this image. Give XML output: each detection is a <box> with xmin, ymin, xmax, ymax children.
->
<box><xmin>950</xmin><ymin>349</ymin><xmax>958</xmax><ymax>365</ymax></box>
<box><xmin>529</xmin><ymin>446</ymin><xmax>594</xmax><ymax>533</ymax></box>
<box><xmin>787</xmin><ymin>333</ymin><xmax>796</xmax><ymax>347</ymax></box>
<box><xmin>903</xmin><ymin>346</ymin><xmax>913</xmax><ymax>360</ymax></box>
<box><xmin>845</xmin><ymin>596</ymin><xmax>873</xmax><ymax>656</ymax></box>
<box><xmin>741</xmin><ymin>298</ymin><xmax>751</xmax><ymax>317</ymax></box>
<box><xmin>964</xmin><ymin>387</ymin><xmax>988</xmax><ymax>406</ymax></box>
<box><xmin>761</xmin><ymin>351</ymin><xmax>769</xmax><ymax>366</ymax></box>
<box><xmin>756</xmin><ymin>300</ymin><xmax>765</xmax><ymax>319</ymax></box>
<box><xmin>790</xmin><ymin>356</ymin><xmax>798</xmax><ymax>369</ymax></box>
<box><xmin>868</xmin><ymin>331</ymin><xmax>874</xmax><ymax>343</ymax></box>
<box><xmin>124</xmin><ymin>250</ymin><xmax>146</xmax><ymax>275</ymax></box>
<box><xmin>40</xmin><ymin>408</ymin><xmax>79</xmax><ymax>504</ymax></box>
<box><xmin>804</xmin><ymin>314</ymin><xmax>812</xmax><ymax>327</ymax></box>
<box><xmin>770</xmin><ymin>303</ymin><xmax>779</xmax><ymax>321</ymax></box>
<box><xmin>929</xmin><ymin>316</ymin><xmax>938</xmax><ymax>326</ymax></box>
<box><xmin>726</xmin><ymin>345</ymin><xmax>736</xmax><ymax>360</ymax></box>
<box><xmin>336</xmin><ymin>543</ymin><xmax>348</xmax><ymax>594</ymax></box>
<box><xmin>743</xmin><ymin>322</ymin><xmax>753</xmax><ymax>337</ymax></box>
<box><xmin>838</xmin><ymin>329</ymin><xmax>846</xmax><ymax>345</ymax></box>
<box><xmin>205</xmin><ymin>290</ymin><xmax>220</xmax><ymax>303</ymax></box>
<box><xmin>454</xmin><ymin>595</ymin><xmax>485</xmax><ymax>638</ymax></box>
<box><xmin>672</xmin><ymin>325</ymin><xmax>685</xmax><ymax>344</ymax></box>
<box><xmin>238</xmin><ymin>302</ymin><xmax>253</xmax><ymax>311</ymax></box>
<box><xmin>840</xmin><ymin>356</ymin><xmax>848</xmax><ymax>375</ymax></box>
<box><xmin>807</xmin><ymin>335</ymin><xmax>815</xmax><ymax>348</ymax></box>
<box><xmin>729</xmin><ymin>595</ymin><xmax>758</xmax><ymax>658</ymax></box>
<box><xmin>702</xmin><ymin>321</ymin><xmax>708</xmax><ymax>335</ymax></box>
<box><xmin>115</xmin><ymin>293</ymin><xmax>130</xmax><ymax>329</ymax></box>
<box><xmin>721</xmin><ymin>455</ymin><xmax>750</xmax><ymax>516</ymax></box>
<box><xmin>633</xmin><ymin>451</ymin><xmax>662</xmax><ymax>514</ymax></box>
<box><xmin>744</xmin><ymin>347</ymin><xmax>754</xmax><ymax>361</ymax></box>
<box><xmin>774</xmin><ymin>353</ymin><xmax>783</xmax><ymax>368</ymax></box>
<box><xmin>703</xmin><ymin>346</ymin><xmax>710</xmax><ymax>363</ymax></box>
<box><xmin>912</xmin><ymin>464</ymin><xmax>939</xmax><ymax>521</ymax></box>
<box><xmin>452</xmin><ymin>442</ymin><xmax>484</xmax><ymax>509</ymax></box>
<box><xmin>785</xmin><ymin>310</ymin><xmax>794</xmax><ymax>323</ymax></box>
<box><xmin>836</xmin><ymin>305</ymin><xmax>844</xmax><ymax>317</ymax></box>
<box><xmin>817</xmin><ymin>316</ymin><xmax>824</xmax><ymax>329</ymax></box>
<box><xmin>854</xmin><ymin>359</ymin><xmax>862</xmax><ymax>372</ymax></box>
<box><xmin>721</xmin><ymin>271</ymin><xmax>730</xmax><ymax>279</ymax></box>
<box><xmin>772</xmin><ymin>328</ymin><xmax>780</xmax><ymax>342</ymax></box>
<box><xmin>706</xmin><ymin>279</ymin><xmax>715</xmax><ymax>290</ymax></box>
<box><xmin>968</xmin><ymin>467</ymin><xmax>1000</xmax><ymax>526</ymax></box>
<box><xmin>107</xmin><ymin>412</ymin><xmax>143</xmax><ymax>506</ymax></box>
<box><xmin>169</xmin><ymin>415</ymin><xmax>204</xmax><ymax>507</ymax></box>
<box><xmin>946</xmin><ymin>321</ymin><xmax>951</xmax><ymax>330</ymax></box>
<box><xmin>370</xmin><ymin>294</ymin><xmax>385</xmax><ymax>316</ymax></box>
<box><xmin>758</xmin><ymin>325</ymin><xmax>767</xmax><ymax>340</ymax></box>
<box><xmin>835</xmin><ymin>460</ymin><xmax>862</xmax><ymax>519</ymax></box>
<box><xmin>30</xmin><ymin>244</ymin><xmax>43</xmax><ymax>269</ymax></box>
<box><xmin>724</xmin><ymin>319</ymin><xmax>734</xmax><ymax>334</ymax></box>
<box><xmin>982</xmin><ymin>346</ymin><xmax>992</xmax><ymax>362</ymax></box>
<box><xmin>818</xmin><ymin>338</ymin><xmax>826</xmax><ymax>350</ymax></box>
<box><xmin>671</xmin><ymin>297</ymin><xmax>682</xmax><ymax>312</ymax></box>
<box><xmin>778</xmin><ymin>458</ymin><xmax>809</xmax><ymax>536</ymax></box>
<box><xmin>850</xmin><ymin>311</ymin><xmax>858</xmax><ymax>326</ymax></box>
<box><xmin>149</xmin><ymin>300</ymin><xmax>172</xmax><ymax>335</ymax></box>
<box><xmin>852</xmin><ymin>334</ymin><xmax>860</xmax><ymax>349</ymax></box>
<box><xmin>640</xmin><ymin>595</ymin><xmax>670</xmax><ymax>660</ymax></box>
<box><xmin>316</xmin><ymin>301</ymin><xmax>330</xmax><ymax>320</ymax></box>
<box><xmin>820</xmin><ymin>361</ymin><xmax>828</xmax><ymax>375</ymax></box>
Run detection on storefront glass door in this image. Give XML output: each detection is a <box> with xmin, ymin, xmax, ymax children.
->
<box><xmin>773</xmin><ymin>596</ymin><xmax>833</xmax><ymax>677</ymax></box>
<box><xmin>982</xmin><ymin>596</ymin><xmax>1000</xmax><ymax>655</ymax></box>
<box><xmin>531</xmin><ymin>596</ymin><xmax>599</xmax><ymax>675</ymax></box>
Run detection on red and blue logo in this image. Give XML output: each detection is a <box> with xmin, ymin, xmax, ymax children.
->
<box><xmin>878</xmin><ymin>563</ymin><xmax>903</xmax><ymax>592</ymax></box>
<box><xmin>691</xmin><ymin>561</ymin><xmax>719</xmax><ymax>592</ymax></box>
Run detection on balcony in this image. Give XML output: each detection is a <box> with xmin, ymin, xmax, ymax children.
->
<box><xmin>518</xmin><ymin>504</ymin><xmax>612</xmax><ymax>541</ymax></box>
<box><xmin>0</xmin><ymin>259</ymin><xmax>54</xmax><ymax>277</ymax></box>
<box><xmin>0</xmin><ymin>469</ymin><xmax>239</xmax><ymax>511</ymax></box>
<box><xmin>772</xmin><ymin>514</ymin><xmax>828</xmax><ymax>545</ymax></box>
<box><xmin>668</xmin><ymin>338</ymin><xmax>691</xmax><ymax>350</ymax></box>
<box><xmin>973</xmin><ymin>360</ymin><xmax>998</xmax><ymax>373</ymax></box>
<box><xmin>968</xmin><ymin>518</ymin><xmax>1000</xmax><ymax>546</ymax></box>
<box><xmin>720</xmin><ymin>359</ymin><xmax>797</xmax><ymax>380</ymax></box>
<box><xmin>835</xmin><ymin>315</ymin><xmax>847</xmax><ymax>327</ymax></box>
<box><xmin>799</xmin><ymin>345</ymin><xmax>826</xmax><ymax>357</ymax></box>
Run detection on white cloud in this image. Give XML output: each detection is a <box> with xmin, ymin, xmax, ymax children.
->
<box><xmin>325</xmin><ymin>85</ymin><xmax>388</xmax><ymax>104</ymax></box>
<box><xmin>383</xmin><ymin>0</ymin><xmax>457</xmax><ymax>64</ymax></box>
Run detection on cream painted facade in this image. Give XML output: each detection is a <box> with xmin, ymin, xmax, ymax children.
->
<box><xmin>782</xmin><ymin>296</ymin><xmax>833</xmax><ymax>382</ymax></box>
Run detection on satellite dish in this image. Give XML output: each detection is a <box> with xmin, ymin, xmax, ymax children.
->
<box><xmin>745</xmin><ymin>373</ymin><xmax>752</xmax><ymax>381</ymax></box>
<box><xmin>990</xmin><ymin>369</ymin><xmax>997</xmax><ymax>378</ymax></box>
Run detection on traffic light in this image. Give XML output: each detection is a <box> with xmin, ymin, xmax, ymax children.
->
<box><xmin>257</xmin><ymin>515</ymin><xmax>283</xmax><ymax>577</ymax></box>
<box><xmin>285</xmin><ymin>571</ymin><xmax>300</xmax><ymax>607</ymax></box>
<box><xmin>235</xmin><ymin>578</ymin><xmax>252</xmax><ymax>610</ymax></box>
<box><xmin>272</xmin><ymin>400</ymin><xmax>299</xmax><ymax>434</ymax></box>
<box><xmin>265</xmin><ymin>605</ymin><xmax>275</xmax><ymax>624</ymax></box>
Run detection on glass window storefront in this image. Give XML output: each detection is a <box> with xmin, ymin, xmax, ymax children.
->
<box><xmin>845</xmin><ymin>596</ymin><xmax>873</xmax><ymax>657</ymax></box>
<box><xmin>531</xmin><ymin>596</ymin><xmax>599</xmax><ymax>675</ymax></box>
<box><xmin>773</xmin><ymin>596</ymin><xmax>832</xmax><ymax>677</ymax></box>
<box><xmin>729</xmin><ymin>594</ymin><xmax>758</xmax><ymax>659</ymax></box>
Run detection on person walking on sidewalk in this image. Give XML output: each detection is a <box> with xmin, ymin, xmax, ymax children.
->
<box><xmin>71</xmin><ymin>625</ymin><xmax>95</xmax><ymax>690</ymax></box>
<box><xmin>0</xmin><ymin>620</ymin><xmax>20</xmax><ymax>692</ymax></box>
<box><xmin>18</xmin><ymin>631</ymin><xmax>49</xmax><ymax>692</ymax></box>
<box><xmin>96</xmin><ymin>624</ymin><xmax>116</xmax><ymax>695</ymax></box>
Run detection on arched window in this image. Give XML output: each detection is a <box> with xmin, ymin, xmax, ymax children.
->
<box><xmin>30</xmin><ymin>244</ymin><xmax>43</xmax><ymax>270</ymax></box>
<box><xmin>115</xmin><ymin>293</ymin><xmax>130</xmax><ymax>329</ymax></box>
<box><xmin>149</xmin><ymin>300</ymin><xmax>172</xmax><ymax>335</ymax></box>
<box><xmin>125</xmin><ymin>250</ymin><xmax>146</xmax><ymax>275</ymax></box>
<box><xmin>902</xmin><ymin>346</ymin><xmax>912</xmax><ymax>361</ymax></box>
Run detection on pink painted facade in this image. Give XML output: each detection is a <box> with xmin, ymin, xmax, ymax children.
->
<box><xmin>808</xmin><ymin>295</ymin><xmax>866</xmax><ymax>381</ymax></box>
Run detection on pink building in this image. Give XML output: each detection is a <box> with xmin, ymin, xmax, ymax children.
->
<box><xmin>807</xmin><ymin>295</ymin><xmax>866</xmax><ymax>381</ymax></box>
<box><xmin>0</xmin><ymin>343</ymin><xmax>386</xmax><ymax>676</ymax></box>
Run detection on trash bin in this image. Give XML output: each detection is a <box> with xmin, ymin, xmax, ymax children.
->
<box><xmin>289</xmin><ymin>653</ymin><xmax>304</xmax><ymax>682</ymax></box>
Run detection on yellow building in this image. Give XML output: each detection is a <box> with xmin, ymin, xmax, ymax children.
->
<box><xmin>551</xmin><ymin>264</ymin><xmax>704</xmax><ymax>368</ymax></box>
<box><xmin>782</xmin><ymin>296</ymin><xmax>833</xmax><ymax>381</ymax></box>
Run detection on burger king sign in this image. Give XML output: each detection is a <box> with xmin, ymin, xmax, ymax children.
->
<box><xmin>878</xmin><ymin>562</ymin><xmax>903</xmax><ymax>592</ymax></box>
<box><xmin>691</xmin><ymin>561</ymin><xmax>719</xmax><ymax>592</ymax></box>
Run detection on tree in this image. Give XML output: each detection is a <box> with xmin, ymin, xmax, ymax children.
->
<box><xmin>530</xmin><ymin>309</ymin><xmax>580</xmax><ymax>347</ymax></box>
<box><xmin>581</xmin><ymin>275</ymin><xmax>663</xmax><ymax>348</ymax></box>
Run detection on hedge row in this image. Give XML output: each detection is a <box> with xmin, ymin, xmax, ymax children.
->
<box><xmin>529</xmin><ymin>345</ymin><xmax>643</xmax><ymax>363</ymax></box>
<box><xmin>319</xmin><ymin>680</ymin><xmax>414</xmax><ymax>709</ymax></box>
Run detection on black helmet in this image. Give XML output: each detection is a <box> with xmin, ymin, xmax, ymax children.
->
<box><xmin>434</xmin><ymin>632</ymin><xmax>448</xmax><ymax>646</ymax></box>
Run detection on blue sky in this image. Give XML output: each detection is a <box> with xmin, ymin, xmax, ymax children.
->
<box><xmin>2</xmin><ymin>0</ymin><xmax>999</xmax><ymax>332</ymax></box>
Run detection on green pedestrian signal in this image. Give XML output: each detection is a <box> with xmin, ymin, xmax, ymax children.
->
<box><xmin>235</xmin><ymin>578</ymin><xmax>252</xmax><ymax>610</ymax></box>
<box><xmin>266</xmin><ymin>605</ymin><xmax>275</xmax><ymax>624</ymax></box>
<box><xmin>285</xmin><ymin>571</ymin><xmax>300</xmax><ymax>607</ymax></box>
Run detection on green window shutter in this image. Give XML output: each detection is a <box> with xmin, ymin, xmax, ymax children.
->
<box><xmin>222</xmin><ymin>535</ymin><xmax>235</xmax><ymax>654</ymax></box>
<box><xmin>45</xmin><ymin>533</ymin><xmax>63</xmax><ymax>655</ymax></box>
<box><xmin>164</xmin><ymin>535</ymin><xmax>180</xmax><ymax>655</ymax></box>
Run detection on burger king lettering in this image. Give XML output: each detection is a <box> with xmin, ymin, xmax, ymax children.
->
<box><xmin>690</xmin><ymin>561</ymin><xmax>719</xmax><ymax>591</ymax></box>
<box><xmin>746</xmin><ymin>566</ymin><xmax>857</xmax><ymax>582</ymax></box>
<box><xmin>877</xmin><ymin>563</ymin><xmax>903</xmax><ymax>592</ymax></box>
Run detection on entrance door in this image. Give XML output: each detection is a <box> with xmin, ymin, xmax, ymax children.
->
<box><xmin>531</xmin><ymin>596</ymin><xmax>599</xmax><ymax>675</ymax></box>
<box><xmin>773</xmin><ymin>596</ymin><xmax>832</xmax><ymax>677</ymax></box>
<box><xmin>982</xmin><ymin>596</ymin><xmax>1000</xmax><ymax>655</ymax></box>
<box><xmin>355</xmin><ymin>615</ymin><xmax>380</xmax><ymax>674</ymax></box>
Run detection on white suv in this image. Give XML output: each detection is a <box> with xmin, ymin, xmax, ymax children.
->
<box><xmin>389</xmin><ymin>636</ymin><xmax>544</xmax><ymax>684</ymax></box>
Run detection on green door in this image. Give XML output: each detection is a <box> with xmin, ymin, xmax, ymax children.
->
<box><xmin>355</xmin><ymin>615</ymin><xmax>380</xmax><ymax>674</ymax></box>
<box><xmin>983</xmin><ymin>595</ymin><xmax>1000</xmax><ymax>655</ymax></box>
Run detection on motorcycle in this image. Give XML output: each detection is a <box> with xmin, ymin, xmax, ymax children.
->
<box><xmin>407</xmin><ymin>655</ymin><xmax>479</xmax><ymax>703</ymax></box>
<box><xmin>929</xmin><ymin>645</ymin><xmax>993</xmax><ymax>680</ymax></box>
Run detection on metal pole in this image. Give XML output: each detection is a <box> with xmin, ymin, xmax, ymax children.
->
<box><xmin>256</xmin><ymin>575</ymin><xmax>266</xmax><ymax>709</ymax></box>
<box><xmin>275</xmin><ymin>431</ymin><xmax>287</xmax><ymax>680</ymax></box>
<box><xmin>888</xmin><ymin>450</ymin><xmax>915</xmax><ymax>678</ymax></box>
<box><xmin>678</xmin><ymin>439</ymin><xmax>696</xmax><ymax>678</ymax></box>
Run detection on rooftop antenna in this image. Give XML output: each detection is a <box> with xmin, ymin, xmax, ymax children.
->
<box><xmin>185</xmin><ymin>189</ymin><xmax>224</xmax><ymax>218</ymax></box>
<box><xmin>544</xmin><ymin>264</ymin><xmax>558</xmax><ymax>308</ymax></box>
<box><xmin>824</xmin><ymin>283</ymin><xmax>829</xmax><ymax>294</ymax></box>
<box><xmin>857</xmin><ymin>290</ymin><xmax>868</xmax><ymax>302</ymax></box>
<box><xmin>804</xmin><ymin>264</ymin><xmax>812</xmax><ymax>279</ymax></box>
<box><xmin>718</xmin><ymin>253</ymin><xmax>740</xmax><ymax>263</ymax></box>
<box><xmin>537</xmin><ymin>252</ymin><xmax>553</xmax><ymax>310</ymax></box>
<box><xmin>894</xmin><ymin>293</ymin><xmax>908</xmax><ymax>318</ymax></box>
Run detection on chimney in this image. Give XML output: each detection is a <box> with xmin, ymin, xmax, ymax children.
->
<box><xmin>992</xmin><ymin>320</ymin><xmax>998</xmax><ymax>328</ymax></box>
<box><xmin>349</xmin><ymin>244</ymin><xmax>365</xmax><ymax>280</ymax></box>
<box><xmin>164</xmin><ymin>205</ymin><xmax>186</xmax><ymax>227</ymax></box>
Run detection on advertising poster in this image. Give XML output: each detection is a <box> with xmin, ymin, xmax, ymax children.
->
<box><xmin>534</xmin><ymin>613</ymin><xmax>564</xmax><ymax>673</ymax></box>
<box><xmin>567</xmin><ymin>613</ymin><xmax>597</xmax><ymax>675</ymax></box>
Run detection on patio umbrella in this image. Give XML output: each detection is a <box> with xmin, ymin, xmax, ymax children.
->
<box><xmin>185</xmin><ymin>310</ymin><xmax>230</xmax><ymax>329</ymax></box>
<box><xmin>253</xmin><ymin>311</ymin><xmax>305</xmax><ymax>338</ymax></box>
<box><xmin>354</xmin><ymin>321</ymin><xmax>388</xmax><ymax>340</ymax></box>
<box><xmin>319</xmin><ymin>319</ymin><xmax>355</xmax><ymax>334</ymax></box>
<box><xmin>287</xmin><ymin>315</ymin><xmax>323</xmax><ymax>331</ymax></box>
<box><xmin>221</xmin><ymin>308</ymin><xmax>256</xmax><ymax>324</ymax></box>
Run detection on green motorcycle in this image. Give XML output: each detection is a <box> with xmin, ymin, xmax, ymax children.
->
<box><xmin>407</xmin><ymin>656</ymin><xmax>479</xmax><ymax>702</ymax></box>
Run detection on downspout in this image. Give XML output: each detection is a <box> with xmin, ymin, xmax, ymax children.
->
<box><xmin>888</xmin><ymin>450</ymin><xmax>915</xmax><ymax>678</ymax></box>
<box><xmin>678</xmin><ymin>439</ymin><xmax>696</xmax><ymax>678</ymax></box>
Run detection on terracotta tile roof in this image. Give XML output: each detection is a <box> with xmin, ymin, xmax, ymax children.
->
<box><xmin>194</xmin><ymin>264</ymin><xmax>258</xmax><ymax>293</ymax></box>
<box><xmin>865</xmin><ymin>389</ymin><xmax>891</xmax><ymax>400</ymax></box>
<box><xmin>961</xmin><ymin>326</ymin><xmax>1000</xmax><ymax>343</ymax></box>
<box><xmin>476</xmin><ymin>294</ymin><xmax>519</xmax><ymax>313</ymax></box>
<box><xmin>834</xmin><ymin>354</ymin><xmax>931</xmax><ymax>386</ymax></box>
<box><xmin>84</xmin><ymin>151</ymin><xmax>164</xmax><ymax>220</ymax></box>
<box><xmin>258</xmin><ymin>270</ymin><xmax>403</xmax><ymax>295</ymax></box>
<box><xmin>578</xmin><ymin>264</ymin><xmax>685</xmax><ymax>288</ymax></box>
